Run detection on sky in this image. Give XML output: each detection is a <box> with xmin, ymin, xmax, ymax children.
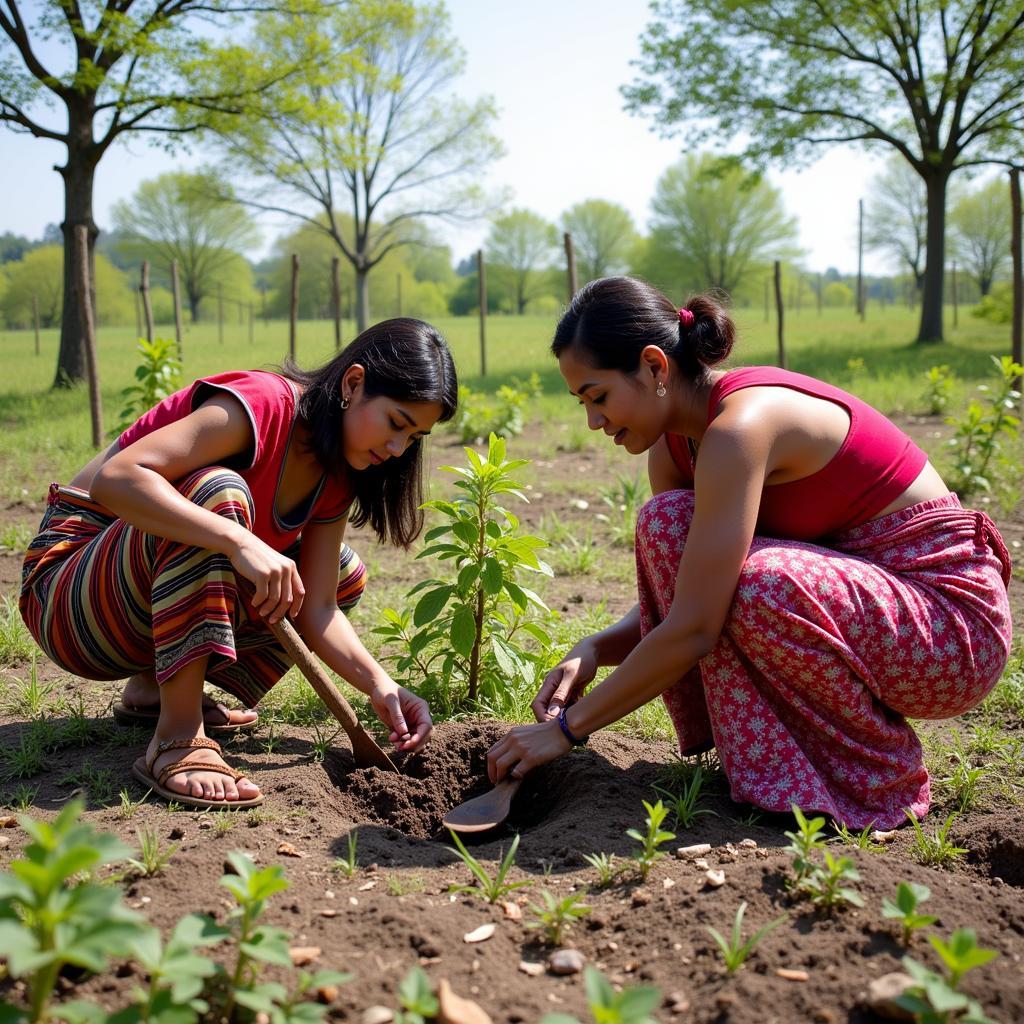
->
<box><xmin>0</xmin><ymin>0</ymin><xmax>893</xmax><ymax>275</ymax></box>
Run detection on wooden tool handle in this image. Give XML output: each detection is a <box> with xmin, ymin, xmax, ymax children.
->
<box><xmin>265</xmin><ymin>615</ymin><xmax>362</xmax><ymax>733</ymax></box>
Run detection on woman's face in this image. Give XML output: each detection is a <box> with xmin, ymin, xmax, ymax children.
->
<box><xmin>558</xmin><ymin>346</ymin><xmax>667</xmax><ymax>455</ymax></box>
<box><xmin>340</xmin><ymin>366</ymin><xmax>443</xmax><ymax>470</ymax></box>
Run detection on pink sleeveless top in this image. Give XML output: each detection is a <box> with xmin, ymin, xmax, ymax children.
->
<box><xmin>665</xmin><ymin>367</ymin><xmax>928</xmax><ymax>540</ymax></box>
<box><xmin>118</xmin><ymin>370</ymin><xmax>353</xmax><ymax>551</ymax></box>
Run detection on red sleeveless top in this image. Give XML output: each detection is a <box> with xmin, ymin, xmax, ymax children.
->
<box><xmin>118</xmin><ymin>370</ymin><xmax>353</xmax><ymax>552</ymax></box>
<box><xmin>665</xmin><ymin>367</ymin><xmax>928</xmax><ymax>540</ymax></box>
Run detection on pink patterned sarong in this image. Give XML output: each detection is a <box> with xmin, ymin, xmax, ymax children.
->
<box><xmin>636</xmin><ymin>491</ymin><xmax>1012</xmax><ymax>829</ymax></box>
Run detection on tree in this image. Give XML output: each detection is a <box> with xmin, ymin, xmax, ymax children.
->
<box><xmin>624</xmin><ymin>0</ymin><xmax>1024</xmax><ymax>343</ymax></box>
<box><xmin>0</xmin><ymin>0</ymin><xmax>307</xmax><ymax>386</ymax></box>
<box><xmin>1</xmin><ymin>246</ymin><xmax>134</xmax><ymax>328</ymax></box>
<box><xmin>111</xmin><ymin>171</ymin><xmax>259</xmax><ymax>322</ymax></box>
<box><xmin>486</xmin><ymin>209</ymin><xmax>558</xmax><ymax>314</ymax></box>
<box><xmin>645</xmin><ymin>154</ymin><xmax>797</xmax><ymax>296</ymax></box>
<box><xmin>213</xmin><ymin>1</ymin><xmax>501</xmax><ymax>331</ymax></box>
<box><xmin>863</xmin><ymin>158</ymin><xmax>928</xmax><ymax>297</ymax></box>
<box><xmin>950</xmin><ymin>178</ymin><xmax>1012</xmax><ymax>296</ymax></box>
<box><xmin>561</xmin><ymin>199</ymin><xmax>637</xmax><ymax>283</ymax></box>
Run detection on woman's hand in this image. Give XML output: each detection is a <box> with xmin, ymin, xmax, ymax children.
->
<box><xmin>230</xmin><ymin>533</ymin><xmax>305</xmax><ymax>624</ymax></box>
<box><xmin>487</xmin><ymin>719</ymin><xmax>571</xmax><ymax>783</ymax></box>
<box><xmin>369</xmin><ymin>680</ymin><xmax>433</xmax><ymax>753</ymax></box>
<box><xmin>532</xmin><ymin>639</ymin><xmax>599</xmax><ymax>722</ymax></box>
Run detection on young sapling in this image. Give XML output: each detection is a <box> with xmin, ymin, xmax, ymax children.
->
<box><xmin>706</xmin><ymin>902</ymin><xmax>787</xmax><ymax>974</ymax></box>
<box><xmin>628</xmin><ymin>799</ymin><xmax>675</xmax><ymax>881</ymax></box>
<box><xmin>881</xmin><ymin>881</ymin><xmax>937</xmax><ymax>945</ymax></box>
<box><xmin>527</xmin><ymin>890</ymin><xmax>591</xmax><ymax>945</ymax></box>
<box><xmin>447</xmin><ymin>830</ymin><xmax>532</xmax><ymax>903</ymax></box>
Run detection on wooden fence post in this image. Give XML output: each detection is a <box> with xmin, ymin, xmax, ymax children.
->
<box><xmin>140</xmin><ymin>262</ymin><xmax>154</xmax><ymax>344</ymax></box>
<box><xmin>171</xmin><ymin>259</ymin><xmax>183</xmax><ymax>361</ymax></box>
<box><xmin>1010</xmin><ymin>168</ymin><xmax>1022</xmax><ymax>372</ymax></box>
<box><xmin>331</xmin><ymin>257</ymin><xmax>341</xmax><ymax>351</ymax></box>
<box><xmin>289</xmin><ymin>253</ymin><xmax>300</xmax><ymax>361</ymax></box>
<box><xmin>564</xmin><ymin>232</ymin><xmax>577</xmax><ymax>304</ymax></box>
<box><xmin>774</xmin><ymin>260</ymin><xmax>786</xmax><ymax>369</ymax></box>
<box><xmin>76</xmin><ymin>225</ymin><xmax>103</xmax><ymax>448</ymax></box>
<box><xmin>477</xmin><ymin>249</ymin><xmax>487</xmax><ymax>378</ymax></box>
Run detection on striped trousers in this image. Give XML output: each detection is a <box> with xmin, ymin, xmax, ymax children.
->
<box><xmin>19</xmin><ymin>468</ymin><xmax>366</xmax><ymax>708</ymax></box>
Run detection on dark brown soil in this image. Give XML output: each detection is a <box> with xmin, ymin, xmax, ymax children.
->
<box><xmin>0</xmin><ymin>415</ymin><xmax>1021</xmax><ymax>1023</ymax></box>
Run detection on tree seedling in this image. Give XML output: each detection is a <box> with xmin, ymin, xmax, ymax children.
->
<box><xmin>896</xmin><ymin>929</ymin><xmax>999</xmax><ymax>1024</ymax></box>
<box><xmin>540</xmin><ymin>966</ymin><xmax>661</xmax><ymax>1024</ymax></box>
<box><xmin>652</xmin><ymin>760</ymin><xmax>715</xmax><ymax>829</ymax></box>
<box><xmin>906</xmin><ymin>810</ymin><xmax>969</xmax><ymax>868</ymax></box>
<box><xmin>882</xmin><ymin>881</ymin><xmax>938</xmax><ymax>946</ymax></box>
<box><xmin>394</xmin><ymin>965</ymin><xmax>439</xmax><ymax>1024</ymax></box>
<box><xmin>783</xmin><ymin>804</ymin><xmax>828</xmax><ymax>889</ymax></box>
<box><xmin>332</xmin><ymin>830</ymin><xmax>359</xmax><ymax>878</ymax></box>
<box><xmin>0</xmin><ymin>799</ymin><xmax>151</xmax><ymax>1024</ymax></box>
<box><xmin>831</xmin><ymin>821</ymin><xmax>884</xmax><ymax>852</ymax></box>
<box><xmin>799</xmin><ymin>850</ymin><xmax>864</xmax><ymax>913</ymax></box>
<box><xmin>628</xmin><ymin>799</ymin><xmax>675</xmax><ymax>881</ymax></box>
<box><xmin>127</xmin><ymin>823</ymin><xmax>179</xmax><ymax>879</ymax></box>
<box><xmin>447</xmin><ymin>830</ymin><xmax>532</xmax><ymax>903</ymax></box>
<box><xmin>526</xmin><ymin>889</ymin><xmax>591</xmax><ymax>945</ymax></box>
<box><xmin>706</xmin><ymin>901</ymin><xmax>787</xmax><ymax>974</ymax></box>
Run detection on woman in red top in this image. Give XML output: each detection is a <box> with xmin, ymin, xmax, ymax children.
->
<box><xmin>487</xmin><ymin>278</ymin><xmax>1012</xmax><ymax>829</ymax></box>
<box><xmin>21</xmin><ymin>318</ymin><xmax>457</xmax><ymax>809</ymax></box>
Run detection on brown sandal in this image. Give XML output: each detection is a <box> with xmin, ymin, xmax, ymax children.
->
<box><xmin>132</xmin><ymin>737</ymin><xmax>264</xmax><ymax>810</ymax></box>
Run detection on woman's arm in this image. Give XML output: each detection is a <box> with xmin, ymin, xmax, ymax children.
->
<box><xmin>295</xmin><ymin>517</ymin><xmax>432</xmax><ymax>752</ymax></box>
<box><xmin>90</xmin><ymin>394</ymin><xmax>304</xmax><ymax>623</ymax></box>
<box><xmin>489</xmin><ymin>415</ymin><xmax>769</xmax><ymax>782</ymax></box>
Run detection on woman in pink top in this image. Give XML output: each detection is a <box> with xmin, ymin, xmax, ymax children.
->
<box><xmin>21</xmin><ymin>319</ymin><xmax>457</xmax><ymax>809</ymax></box>
<box><xmin>487</xmin><ymin>277</ymin><xmax>1011</xmax><ymax>829</ymax></box>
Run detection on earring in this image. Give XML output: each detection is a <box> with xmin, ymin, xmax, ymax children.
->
<box><xmin>656</xmin><ymin>381</ymin><xmax>667</xmax><ymax>398</ymax></box>
<box><xmin>340</xmin><ymin>396</ymin><xmax>350</xmax><ymax>410</ymax></box>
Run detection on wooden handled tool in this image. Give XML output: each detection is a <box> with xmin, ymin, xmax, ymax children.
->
<box><xmin>266</xmin><ymin>615</ymin><xmax>399</xmax><ymax>773</ymax></box>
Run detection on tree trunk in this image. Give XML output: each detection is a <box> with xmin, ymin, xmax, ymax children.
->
<box><xmin>55</xmin><ymin>104</ymin><xmax>99</xmax><ymax>388</ymax></box>
<box><xmin>187</xmin><ymin>288</ymin><xmax>201</xmax><ymax>323</ymax></box>
<box><xmin>355</xmin><ymin>266</ymin><xmax>370</xmax><ymax>332</ymax></box>
<box><xmin>917</xmin><ymin>171</ymin><xmax>948</xmax><ymax>343</ymax></box>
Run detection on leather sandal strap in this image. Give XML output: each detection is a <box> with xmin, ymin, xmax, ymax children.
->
<box><xmin>146</xmin><ymin>736</ymin><xmax>223</xmax><ymax>775</ymax></box>
<box><xmin>156</xmin><ymin>758</ymin><xmax>246</xmax><ymax>788</ymax></box>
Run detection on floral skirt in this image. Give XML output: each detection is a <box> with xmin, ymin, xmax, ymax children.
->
<box><xmin>19</xmin><ymin>468</ymin><xmax>366</xmax><ymax>708</ymax></box>
<box><xmin>636</xmin><ymin>491</ymin><xmax>1012</xmax><ymax>829</ymax></box>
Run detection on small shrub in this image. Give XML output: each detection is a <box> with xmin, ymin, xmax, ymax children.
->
<box><xmin>923</xmin><ymin>364</ymin><xmax>956</xmax><ymax>415</ymax></box>
<box><xmin>117</xmin><ymin>336</ymin><xmax>182</xmax><ymax>434</ymax></box>
<box><xmin>454</xmin><ymin>381</ymin><xmax>530</xmax><ymax>443</ymax></box>
<box><xmin>527</xmin><ymin>889</ymin><xmax>591</xmax><ymax>945</ymax></box>
<box><xmin>447</xmin><ymin>830</ymin><xmax>532</xmax><ymax>903</ymax></box>
<box><xmin>540</xmin><ymin>965</ymin><xmax>661</xmax><ymax>1024</ymax></box>
<box><xmin>706</xmin><ymin>901</ymin><xmax>787</xmax><ymax>974</ymax></box>
<box><xmin>798</xmin><ymin>850</ymin><xmax>864</xmax><ymax>914</ymax></box>
<box><xmin>881</xmin><ymin>881</ymin><xmax>937</xmax><ymax>946</ymax></box>
<box><xmin>628</xmin><ymin>799</ymin><xmax>675</xmax><ymax>881</ymax></box>
<box><xmin>783</xmin><ymin>804</ymin><xmax>828</xmax><ymax>890</ymax></box>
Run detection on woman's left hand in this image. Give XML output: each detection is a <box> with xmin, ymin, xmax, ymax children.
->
<box><xmin>369</xmin><ymin>681</ymin><xmax>433</xmax><ymax>753</ymax></box>
<box><xmin>486</xmin><ymin>719</ymin><xmax>572</xmax><ymax>784</ymax></box>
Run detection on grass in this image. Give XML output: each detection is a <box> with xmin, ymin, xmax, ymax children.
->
<box><xmin>0</xmin><ymin>595</ymin><xmax>37</xmax><ymax>666</ymax></box>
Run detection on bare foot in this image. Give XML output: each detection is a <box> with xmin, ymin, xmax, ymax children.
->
<box><xmin>144</xmin><ymin>732</ymin><xmax>262</xmax><ymax>803</ymax></box>
<box><xmin>122</xmin><ymin>671</ymin><xmax>259</xmax><ymax>728</ymax></box>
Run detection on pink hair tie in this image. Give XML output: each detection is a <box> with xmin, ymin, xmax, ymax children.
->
<box><xmin>678</xmin><ymin>307</ymin><xmax>695</xmax><ymax>328</ymax></box>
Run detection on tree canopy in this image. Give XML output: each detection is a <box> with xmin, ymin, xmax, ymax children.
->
<box><xmin>561</xmin><ymin>200</ymin><xmax>637</xmax><ymax>283</ymax></box>
<box><xmin>486</xmin><ymin>209</ymin><xmax>559</xmax><ymax>315</ymax></box>
<box><xmin>0</xmin><ymin>0</ymin><xmax>310</xmax><ymax>385</ymax></box>
<box><xmin>212</xmin><ymin>0</ymin><xmax>502</xmax><ymax>331</ymax></box>
<box><xmin>643</xmin><ymin>154</ymin><xmax>798</xmax><ymax>297</ymax></box>
<box><xmin>624</xmin><ymin>0</ymin><xmax>1024</xmax><ymax>342</ymax></box>
<box><xmin>112</xmin><ymin>170</ymin><xmax>260</xmax><ymax>322</ymax></box>
<box><xmin>950</xmin><ymin>177</ymin><xmax>1012</xmax><ymax>296</ymax></box>
<box><xmin>863</xmin><ymin>157</ymin><xmax>928</xmax><ymax>294</ymax></box>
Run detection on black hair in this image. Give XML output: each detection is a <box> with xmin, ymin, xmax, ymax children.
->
<box><xmin>551</xmin><ymin>276</ymin><xmax>735</xmax><ymax>379</ymax></box>
<box><xmin>281</xmin><ymin>317</ymin><xmax>457</xmax><ymax>548</ymax></box>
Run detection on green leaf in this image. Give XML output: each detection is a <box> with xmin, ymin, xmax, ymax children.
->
<box><xmin>480</xmin><ymin>557</ymin><xmax>504</xmax><ymax>595</ymax></box>
<box><xmin>414</xmin><ymin>586</ymin><xmax>454</xmax><ymax>626</ymax></box>
<box><xmin>450</xmin><ymin>606</ymin><xmax>477</xmax><ymax>658</ymax></box>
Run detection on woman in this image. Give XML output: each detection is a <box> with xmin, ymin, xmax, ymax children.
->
<box><xmin>487</xmin><ymin>278</ymin><xmax>1012</xmax><ymax>829</ymax></box>
<box><xmin>21</xmin><ymin>318</ymin><xmax>457</xmax><ymax>810</ymax></box>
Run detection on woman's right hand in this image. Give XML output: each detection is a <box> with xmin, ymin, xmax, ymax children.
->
<box><xmin>230</xmin><ymin>533</ymin><xmax>305</xmax><ymax>624</ymax></box>
<box><xmin>532</xmin><ymin>639</ymin><xmax>599</xmax><ymax>722</ymax></box>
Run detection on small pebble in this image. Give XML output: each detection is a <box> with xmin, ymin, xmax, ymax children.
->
<box><xmin>289</xmin><ymin>947</ymin><xmax>321</xmax><ymax>967</ymax></box>
<box><xmin>361</xmin><ymin>1007</ymin><xmax>394</xmax><ymax>1024</ymax></box>
<box><xmin>693</xmin><ymin>858</ymin><xmax>710</xmax><ymax>870</ymax></box>
<box><xmin>358</xmin><ymin>880</ymin><xmax>376</xmax><ymax>891</ymax></box>
<box><xmin>277</xmin><ymin>841</ymin><xmax>306</xmax><ymax>858</ymax></box>
<box><xmin>0</xmin><ymin>816</ymin><xmax>17</xmax><ymax>828</ymax></box>
<box><xmin>518</xmin><ymin>961</ymin><xmax>545</xmax><ymax>977</ymax></box>
<box><xmin>316</xmin><ymin>985</ymin><xmax>340</xmax><ymax>1004</ymax></box>
<box><xmin>776</xmin><ymin>968</ymin><xmax>809</xmax><ymax>982</ymax></box>
<box><xmin>738</xmin><ymin>838</ymin><xmax>757</xmax><ymax>850</ymax></box>
<box><xmin>631</xmin><ymin>889</ymin><xmax>652</xmax><ymax>907</ymax></box>
<box><xmin>662</xmin><ymin>878</ymin><xmax>676</xmax><ymax>889</ymax></box>
<box><xmin>665</xmin><ymin>991</ymin><xmax>691</xmax><ymax>1014</ymax></box>
<box><xmin>463</xmin><ymin>924</ymin><xmax>495</xmax><ymax>944</ymax></box>
<box><xmin>548</xmin><ymin>949</ymin><xmax>586</xmax><ymax>975</ymax></box>
<box><xmin>861</xmin><ymin>973</ymin><xmax>916</xmax><ymax>1021</ymax></box>
<box><xmin>704</xmin><ymin>869</ymin><xmax>726</xmax><ymax>888</ymax></box>
<box><xmin>320</xmin><ymin>909</ymin><xmax>338</xmax><ymax>918</ymax></box>
<box><xmin>675</xmin><ymin>844</ymin><xmax>711</xmax><ymax>859</ymax></box>
<box><xmin>501</xmin><ymin>900</ymin><xmax>522</xmax><ymax>921</ymax></box>
<box><xmin>324</xmin><ymin>890</ymin><xmax>335</xmax><ymax>899</ymax></box>
<box><xmin>349</xmin><ymin>896</ymin><xmax>359</xmax><ymax>906</ymax></box>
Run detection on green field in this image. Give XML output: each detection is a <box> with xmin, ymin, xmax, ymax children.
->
<box><xmin>0</xmin><ymin>305</ymin><xmax>1015</xmax><ymax>504</ymax></box>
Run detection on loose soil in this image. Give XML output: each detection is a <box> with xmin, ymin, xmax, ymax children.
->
<box><xmin>0</xmin><ymin>415</ymin><xmax>1021</xmax><ymax>1023</ymax></box>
